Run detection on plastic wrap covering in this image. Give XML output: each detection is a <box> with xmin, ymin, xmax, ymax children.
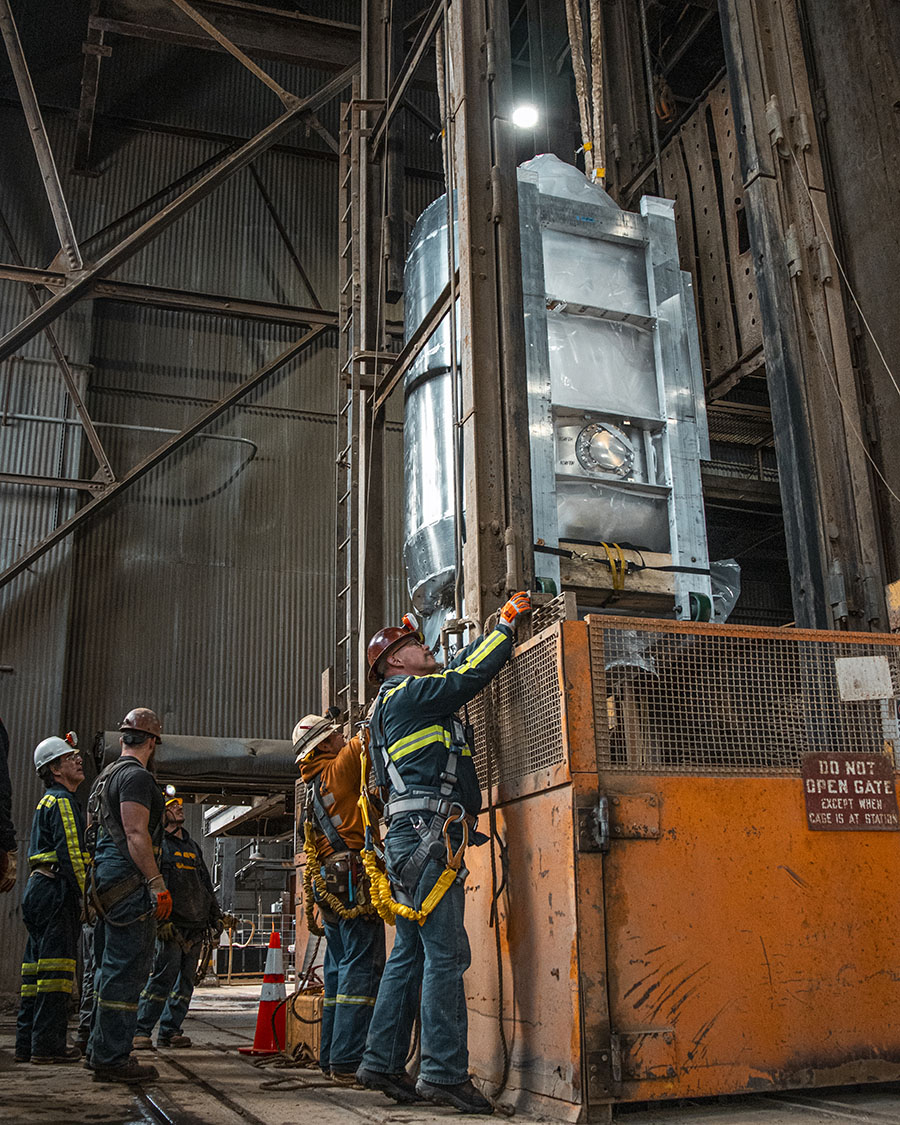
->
<box><xmin>546</xmin><ymin>311</ymin><xmax>660</xmax><ymax>418</ymax></box>
<box><xmin>403</xmin><ymin>196</ymin><xmax>461</xmax><ymax>616</ymax></box>
<box><xmin>556</xmin><ymin>483</ymin><xmax>669</xmax><ymax>553</ymax></box>
<box><xmin>94</xmin><ymin>734</ymin><xmax>296</xmax><ymax>795</ymax></box>
<box><xmin>710</xmin><ymin>558</ymin><xmax>742</xmax><ymax>622</ymax></box>
<box><xmin>542</xmin><ymin>229</ymin><xmax>650</xmax><ymax>317</ymax></box>
<box><xmin>517</xmin><ymin>153</ymin><xmax>621</xmax><ymax>212</ymax></box>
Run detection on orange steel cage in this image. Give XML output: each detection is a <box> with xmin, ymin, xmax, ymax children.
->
<box><xmin>464</xmin><ymin>617</ymin><xmax>900</xmax><ymax>1122</ymax></box>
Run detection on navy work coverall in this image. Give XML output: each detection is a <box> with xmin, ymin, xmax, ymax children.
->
<box><xmin>15</xmin><ymin>783</ymin><xmax>87</xmax><ymax>1060</ymax></box>
<box><xmin>87</xmin><ymin>759</ymin><xmax>165</xmax><ymax>1069</ymax></box>
<box><xmin>135</xmin><ymin>826</ymin><xmax>221</xmax><ymax>1042</ymax></box>
<box><xmin>361</xmin><ymin>624</ymin><xmax>514</xmax><ymax>1086</ymax></box>
<box><xmin>301</xmin><ymin>735</ymin><xmax>385</xmax><ymax>1075</ymax></box>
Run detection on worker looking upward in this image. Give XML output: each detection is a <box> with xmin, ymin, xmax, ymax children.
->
<box><xmin>295</xmin><ymin>711</ymin><xmax>385</xmax><ymax>1082</ymax></box>
<box><xmin>85</xmin><ymin>707</ymin><xmax>171</xmax><ymax>1085</ymax></box>
<box><xmin>357</xmin><ymin>592</ymin><xmax>531</xmax><ymax>1116</ymax></box>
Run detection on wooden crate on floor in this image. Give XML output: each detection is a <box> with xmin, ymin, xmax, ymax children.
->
<box><xmin>286</xmin><ymin>989</ymin><xmax>323</xmax><ymax>1061</ymax></box>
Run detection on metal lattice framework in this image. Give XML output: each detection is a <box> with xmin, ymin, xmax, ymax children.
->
<box><xmin>590</xmin><ymin>617</ymin><xmax>900</xmax><ymax>774</ymax></box>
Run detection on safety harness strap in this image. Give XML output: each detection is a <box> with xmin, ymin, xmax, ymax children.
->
<box><xmin>308</xmin><ymin>777</ymin><xmax>346</xmax><ymax>855</ymax></box>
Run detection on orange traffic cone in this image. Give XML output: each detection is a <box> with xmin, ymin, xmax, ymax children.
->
<box><xmin>238</xmin><ymin>931</ymin><xmax>287</xmax><ymax>1056</ymax></box>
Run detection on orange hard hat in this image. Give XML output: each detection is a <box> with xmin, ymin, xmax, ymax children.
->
<box><xmin>366</xmin><ymin>623</ymin><xmax>421</xmax><ymax>683</ymax></box>
<box><xmin>119</xmin><ymin>707</ymin><xmax>162</xmax><ymax>740</ymax></box>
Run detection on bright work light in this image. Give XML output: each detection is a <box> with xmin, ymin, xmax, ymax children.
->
<box><xmin>511</xmin><ymin>104</ymin><xmax>539</xmax><ymax>129</ymax></box>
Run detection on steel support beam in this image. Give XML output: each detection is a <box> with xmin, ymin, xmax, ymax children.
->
<box><xmin>448</xmin><ymin>0</ymin><xmax>533</xmax><ymax>622</ymax></box>
<box><xmin>0</xmin><ymin>0</ymin><xmax>84</xmax><ymax>271</ymax></box>
<box><xmin>92</xmin><ymin>0</ymin><xmax>360</xmax><ymax>70</ymax></box>
<box><xmin>370</xmin><ymin>0</ymin><xmax>443</xmax><ymax>155</ymax></box>
<box><xmin>73</xmin><ymin>0</ymin><xmax>109</xmax><ymax>173</ymax></box>
<box><xmin>0</xmin><ymin>65</ymin><xmax>356</xmax><ymax>365</ymax></box>
<box><xmin>0</xmin><ymin>264</ymin><xmax>338</xmax><ymax>328</ymax></box>
<box><xmin>0</xmin><ymin>326</ymin><xmax>328</xmax><ymax>590</ymax></box>
<box><xmin>0</xmin><ymin>474</ymin><xmax>102</xmax><ymax>491</ymax></box>
<box><xmin>0</xmin><ymin>212</ymin><xmax>114</xmax><ymax>483</ymax></box>
<box><xmin>373</xmin><ymin>274</ymin><xmax>455</xmax><ymax>414</ymax></box>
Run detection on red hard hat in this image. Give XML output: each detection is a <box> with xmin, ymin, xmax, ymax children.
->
<box><xmin>366</xmin><ymin>624</ymin><xmax>419</xmax><ymax>683</ymax></box>
<box><xmin>119</xmin><ymin>707</ymin><xmax>162</xmax><ymax>740</ymax></box>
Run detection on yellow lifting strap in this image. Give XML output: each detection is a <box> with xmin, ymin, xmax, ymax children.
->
<box><xmin>357</xmin><ymin>745</ymin><xmax>467</xmax><ymax>927</ymax></box>
<box><xmin>600</xmin><ymin>541</ymin><xmax>627</xmax><ymax>591</ymax></box>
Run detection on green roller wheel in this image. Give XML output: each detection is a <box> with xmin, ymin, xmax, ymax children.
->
<box><xmin>689</xmin><ymin>592</ymin><xmax>712</xmax><ymax>622</ymax></box>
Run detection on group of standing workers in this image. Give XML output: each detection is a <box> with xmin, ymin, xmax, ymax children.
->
<box><xmin>11</xmin><ymin>708</ymin><xmax>223</xmax><ymax>1083</ymax></box>
<box><xmin>5</xmin><ymin>588</ymin><xmax>529</xmax><ymax>1108</ymax></box>
<box><xmin>298</xmin><ymin>591</ymin><xmax>531</xmax><ymax>1115</ymax></box>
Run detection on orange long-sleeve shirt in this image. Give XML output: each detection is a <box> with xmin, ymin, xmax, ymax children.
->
<box><xmin>299</xmin><ymin>734</ymin><xmax>374</xmax><ymax>858</ymax></box>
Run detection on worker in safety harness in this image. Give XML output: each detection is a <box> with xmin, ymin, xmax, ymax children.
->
<box><xmin>356</xmin><ymin>592</ymin><xmax>530</xmax><ymax>1115</ymax></box>
<box><xmin>14</xmin><ymin>733</ymin><xmax>87</xmax><ymax>1064</ymax></box>
<box><xmin>133</xmin><ymin>790</ymin><xmax>225</xmax><ymax>1051</ymax></box>
<box><xmin>84</xmin><ymin>708</ymin><xmax>172</xmax><ymax>1085</ymax></box>
<box><xmin>296</xmin><ymin>711</ymin><xmax>386</xmax><ymax>1082</ymax></box>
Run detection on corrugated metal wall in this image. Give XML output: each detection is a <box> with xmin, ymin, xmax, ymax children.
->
<box><xmin>0</xmin><ymin>28</ymin><xmax>441</xmax><ymax>992</ymax></box>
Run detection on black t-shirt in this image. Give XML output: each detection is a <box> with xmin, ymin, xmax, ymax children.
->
<box><xmin>93</xmin><ymin>757</ymin><xmax>165</xmax><ymax>880</ymax></box>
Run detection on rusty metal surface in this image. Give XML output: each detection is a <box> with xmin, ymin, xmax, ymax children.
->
<box><xmin>465</xmin><ymin>785</ymin><xmax>584</xmax><ymax>1120</ymax></box>
<box><xmin>600</xmin><ymin>774</ymin><xmax>900</xmax><ymax>1100</ymax></box>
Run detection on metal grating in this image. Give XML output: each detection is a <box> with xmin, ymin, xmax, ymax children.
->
<box><xmin>470</xmin><ymin>631</ymin><xmax>565</xmax><ymax>786</ymax></box>
<box><xmin>590</xmin><ymin>618</ymin><xmax>900</xmax><ymax>774</ymax></box>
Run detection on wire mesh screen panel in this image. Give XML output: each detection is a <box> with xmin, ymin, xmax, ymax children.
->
<box><xmin>590</xmin><ymin>617</ymin><xmax>900</xmax><ymax>774</ymax></box>
<box><xmin>470</xmin><ymin>629</ymin><xmax>565</xmax><ymax>785</ymax></box>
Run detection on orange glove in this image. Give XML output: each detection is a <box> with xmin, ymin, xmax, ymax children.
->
<box><xmin>148</xmin><ymin>874</ymin><xmax>173</xmax><ymax>920</ymax></box>
<box><xmin>500</xmin><ymin>591</ymin><xmax>531</xmax><ymax>626</ymax></box>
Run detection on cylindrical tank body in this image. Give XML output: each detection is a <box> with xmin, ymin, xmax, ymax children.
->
<box><xmin>402</xmin><ymin>197</ymin><xmax>458</xmax><ymax>622</ymax></box>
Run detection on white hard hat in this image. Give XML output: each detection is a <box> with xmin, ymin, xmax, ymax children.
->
<box><xmin>292</xmin><ymin>714</ymin><xmax>339</xmax><ymax>763</ymax></box>
<box><xmin>34</xmin><ymin>736</ymin><xmax>74</xmax><ymax>772</ymax></box>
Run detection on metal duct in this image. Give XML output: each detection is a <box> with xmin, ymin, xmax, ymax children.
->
<box><xmin>93</xmin><ymin>733</ymin><xmax>296</xmax><ymax>796</ymax></box>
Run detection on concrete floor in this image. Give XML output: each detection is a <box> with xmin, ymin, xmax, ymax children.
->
<box><xmin>4</xmin><ymin>985</ymin><xmax>900</xmax><ymax>1125</ymax></box>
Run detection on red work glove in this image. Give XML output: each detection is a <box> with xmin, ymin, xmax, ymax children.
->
<box><xmin>148</xmin><ymin>874</ymin><xmax>173</xmax><ymax>920</ymax></box>
<box><xmin>500</xmin><ymin>591</ymin><xmax>531</xmax><ymax>626</ymax></box>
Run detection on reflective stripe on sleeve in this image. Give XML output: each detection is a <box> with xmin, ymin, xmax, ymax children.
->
<box><xmin>57</xmin><ymin>797</ymin><xmax>86</xmax><ymax>894</ymax></box>
<box><xmin>387</xmin><ymin>724</ymin><xmax>451</xmax><ymax>763</ymax></box>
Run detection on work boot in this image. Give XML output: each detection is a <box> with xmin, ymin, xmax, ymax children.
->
<box><xmin>92</xmin><ymin>1057</ymin><xmax>159</xmax><ymax>1084</ymax></box>
<box><xmin>31</xmin><ymin>1046</ymin><xmax>83</xmax><ymax>1065</ymax></box>
<box><xmin>158</xmin><ymin>1033</ymin><xmax>191</xmax><ymax>1048</ymax></box>
<box><xmin>132</xmin><ymin>1035</ymin><xmax>154</xmax><ymax>1050</ymax></box>
<box><xmin>356</xmin><ymin>1066</ymin><xmax>424</xmax><ymax>1104</ymax></box>
<box><xmin>416</xmin><ymin>1076</ymin><xmax>494</xmax><ymax>1115</ymax></box>
<box><xmin>330</xmin><ymin>1070</ymin><xmax>361</xmax><ymax>1087</ymax></box>
<box><xmin>13</xmin><ymin>1053</ymin><xmax>30</xmax><ymax>1064</ymax></box>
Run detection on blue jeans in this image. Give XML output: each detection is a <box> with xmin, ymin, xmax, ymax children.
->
<box><xmin>361</xmin><ymin>819</ymin><xmax>471</xmax><ymax>1085</ymax></box>
<box><xmin>320</xmin><ymin>912</ymin><xmax>385</xmax><ymax>1073</ymax></box>
<box><xmin>135</xmin><ymin>934</ymin><xmax>202</xmax><ymax>1040</ymax></box>
<box><xmin>15</xmin><ymin>875</ymin><xmax>79</xmax><ymax>1059</ymax></box>
<box><xmin>87</xmin><ymin>884</ymin><xmax>157</xmax><ymax>1068</ymax></box>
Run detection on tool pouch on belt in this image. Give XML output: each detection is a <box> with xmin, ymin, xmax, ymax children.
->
<box><xmin>317</xmin><ymin>851</ymin><xmax>370</xmax><ymax>920</ymax></box>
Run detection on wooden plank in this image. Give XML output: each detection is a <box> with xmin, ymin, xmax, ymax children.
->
<box><xmin>707</xmin><ymin>80</ymin><xmax>763</xmax><ymax>361</ymax></box>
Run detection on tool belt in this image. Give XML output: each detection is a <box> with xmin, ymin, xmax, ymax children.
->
<box><xmin>91</xmin><ymin>870</ymin><xmax>144</xmax><ymax>914</ymax></box>
<box><xmin>384</xmin><ymin>792</ymin><xmax>478</xmax><ymax>830</ymax></box>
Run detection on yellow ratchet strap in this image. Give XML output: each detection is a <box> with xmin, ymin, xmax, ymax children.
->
<box><xmin>600</xmin><ymin>541</ymin><xmax>627</xmax><ymax>591</ymax></box>
<box><xmin>358</xmin><ymin>746</ymin><xmax>468</xmax><ymax>927</ymax></box>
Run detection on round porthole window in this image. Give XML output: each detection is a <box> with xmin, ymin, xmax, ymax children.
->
<box><xmin>574</xmin><ymin>422</ymin><xmax>635</xmax><ymax>479</ymax></box>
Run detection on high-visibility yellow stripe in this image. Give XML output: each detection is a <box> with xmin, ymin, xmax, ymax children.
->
<box><xmin>37</xmin><ymin>958</ymin><xmax>76</xmax><ymax>972</ymax></box>
<box><xmin>140</xmin><ymin>990</ymin><xmax>168</xmax><ymax>1004</ymax></box>
<box><xmin>21</xmin><ymin>961</ymin><xmax>38</xmax><ymax>975</ymax></box>
<box><xmin>36</xmin><ymin>978</ymin><xmax>74</xmax><ymax>993</ymax></box>
<box><xmin>97</xmin><ymin>997</ymin><xmax>139</xmax><ymax>1011</ymax></box>
<box><xmin>20</xmin><ymin>983</ymin><xmax>37</xmax><ymax>997</ymax></box>
<box><xmin>57</xmin><ymin>797</ymin><xmax>86</xmax><ymax>893</ymax></box>
<box><xmin>387</xmin><ymin>724</ymin><xmax>450</xmax><ymax>763</ymax></box>
<box><xmin>448</xmin><ymin>629</ymin><xmax>506</xmax><ymax>675</ymax></box>
<box><xmin>37</xmin><ymin>794</ymin><xmax>57</xmax><ymax>810</ymax></box>
<box><xmin>335</xmin><ymin>994</ymin><xmax>376</xmax><ymax>1006</ymax></box>
<box><xmin>323</xmin><ymin>998</ymin><xmax>336</xmax><ymax>1007</ymax></box>
<box><xmin>29</xmin><ymin>851</ymin><xmax>58</xmax><ymax>865</ymax></box>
